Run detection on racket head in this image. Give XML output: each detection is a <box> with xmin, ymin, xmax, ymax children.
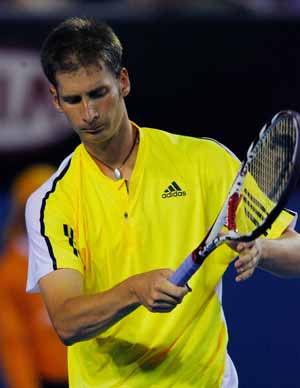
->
<box><xmin>228</xmin><ymin>110</ymin><xmax>300</xmax><ymax>242</ymax></box>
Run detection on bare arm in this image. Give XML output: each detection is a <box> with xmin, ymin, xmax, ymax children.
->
<box><xmin>234</xmin><ymin>228</ymin><xmax>300</xmax><ymax>281</ymax></box>
<box><xmin>258</xmin><ymin>228</ymin><xmax>300</xmax><ymax>277</ymax></box>
<box><xmin>39</xmin><ymin>268</ymin><xmax>190</xmax><ymax>346</ymax></box>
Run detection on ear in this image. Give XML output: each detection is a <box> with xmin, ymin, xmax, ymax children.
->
<box><xmin>119</xmin><ymin>68</ymin><xmax>130</xmax><ymax>97</ymax></box>
<box><xmin>49</xmin><ymin>85</ymin><xmax>64</xmax><ymax>113</ymax></box>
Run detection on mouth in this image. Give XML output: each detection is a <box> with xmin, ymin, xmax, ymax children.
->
<box><xmin>83</xmin><ymin>124</ymin><xmax>106</xmax><ymax>134</ymax></box>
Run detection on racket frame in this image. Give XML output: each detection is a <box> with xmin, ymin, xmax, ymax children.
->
<box><xmin>169</xmin><ymin>110</ymin><xmax>300</xmax><ymax>286</ymax></box>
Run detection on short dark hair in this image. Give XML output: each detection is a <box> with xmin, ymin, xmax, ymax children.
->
<box><xmin>40</xmin><ymin>17</ymin><xmax>123</xmax><ymax>86</ymax></box>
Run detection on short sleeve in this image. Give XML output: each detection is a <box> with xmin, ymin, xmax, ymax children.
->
<box><xmin>26</xmin><ymin>167</ymin><xmax>83</xmax><ymax>293</ymax></box>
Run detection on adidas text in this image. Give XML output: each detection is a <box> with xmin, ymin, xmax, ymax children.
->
<box><xmin>162</xmin><ymin>181</ymin><xmax>186</xmax><ymax>198</ymax></box>
<box><xmin>162</xmin><ymin>191</ymin><xmax>186</xmax><ymax>198</ymax></box>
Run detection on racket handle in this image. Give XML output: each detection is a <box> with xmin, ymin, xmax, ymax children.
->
<box><xmin>168</xmin><ymin>253</ymin><xmax>200</xmax><ymax>286</ymax></box>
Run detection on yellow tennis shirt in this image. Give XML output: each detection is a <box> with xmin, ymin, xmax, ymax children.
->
<box><xmin>26</xmin><ymin>123</ymin><xmax>293</xmax><ymax>388</ymax></box>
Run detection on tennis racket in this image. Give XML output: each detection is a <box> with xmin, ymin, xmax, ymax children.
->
<box><xmin>169</xmin><ymin>110</ymin><xmax>300</xmax><ymax>286</ymax></box>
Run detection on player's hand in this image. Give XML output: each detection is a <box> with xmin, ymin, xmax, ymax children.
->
<box><xmin>229</xmin><ymin>239</ymin><xmax>263</xmax><ymax>282</ymax></box>
<box><xmin>129</xmin><ymin>269</ymin><xmax>191</xmax><ymax>313</ymax></box>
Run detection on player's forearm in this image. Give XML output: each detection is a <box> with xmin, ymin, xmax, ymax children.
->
<box><xmin>44</xmin><ymin>268</ymin><xmax>188</xmax><ymax>345</ymax></box>
<box><xmin>54</xmin><ymin>278</ymin><xmax>140</xmax><ymax>346</ymax></box>
<box><xmin>259</xmin><ymin>229</ymin><xmax>300</xmax><ymax>277</ymax></box>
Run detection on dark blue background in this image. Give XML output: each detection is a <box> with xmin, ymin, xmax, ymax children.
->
<box><xmin>1</xmin><ymin>14</ymin><xmax>300</xmax><ymax>388</ymax></box>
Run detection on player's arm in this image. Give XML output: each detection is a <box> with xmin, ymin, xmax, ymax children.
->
<box><xmin>234</xmin><ymin>227</ymin><xmax>300</xmax><ymax>281</ymax></box>
<box><xmin>39</xmin><ymin>267</ymin><xmax>190</xmax><ymax>346</ymax></box>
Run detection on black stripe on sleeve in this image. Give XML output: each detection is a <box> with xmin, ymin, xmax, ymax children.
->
<box><xmin>243</xmin><ymin>196</ymin><xmax>266</xmax><ymax>222</ymax></box>
<box><xmin>63</xmin><ymin>224</ymin><xmax>68</xmax><ymax>237</ymax></box>
<box><xmin>244</xmin><ymin>189</ymin><xmax>268</xmax><ymax>216</ymax></box>
<box><xmin>244</xmin><ymin>208</ymin><xmax>260</xmax><ymax>227</ymax></box>
<box><xmin>40</xmin><ymin>160</ymin><xmax>72</xmax><ymax>270</ymax></box>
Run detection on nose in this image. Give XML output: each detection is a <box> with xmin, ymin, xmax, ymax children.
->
<box><xmin>82</xmin><ymin>99</ymin><xmax>99</xmax><ymax>125</ymax></box>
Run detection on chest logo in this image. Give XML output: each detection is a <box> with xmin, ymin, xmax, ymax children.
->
<box><xmin>162</xmin><ymin>181</ymin><xmax>186</xmax><ymax>198</ymax></box>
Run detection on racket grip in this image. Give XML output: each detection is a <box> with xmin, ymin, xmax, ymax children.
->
<box><xmin>168</xmin><ymin>253</ymin><xmax>200</xmax><ymax>286</ymax></box>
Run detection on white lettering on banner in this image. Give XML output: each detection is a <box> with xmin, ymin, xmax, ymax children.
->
<box><xmin>0</xmin><ymin>48</ymin><xmax>71</xmax><ymax>152</ymax></box>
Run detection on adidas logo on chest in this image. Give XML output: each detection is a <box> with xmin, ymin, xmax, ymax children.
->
<box><xmin>162</xmin><ymin>181</ymin><xmax>186</xmax><ymax>198</ymax></box>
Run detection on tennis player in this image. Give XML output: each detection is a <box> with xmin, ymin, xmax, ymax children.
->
<box><xmin>25</xmin><ymin>17</ymin><xmax>300</xmax><ymax>388</ymax></box>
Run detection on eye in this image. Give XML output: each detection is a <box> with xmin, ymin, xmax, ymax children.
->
<box><xmin>89</xmin><ymin>88</ymin><xmax>107</xmax><ymax>99</ymax></box>
<box><xmin>62</xmin><ymin>96</ymin><xmax>82</xmax><ymax>105</ymax></box>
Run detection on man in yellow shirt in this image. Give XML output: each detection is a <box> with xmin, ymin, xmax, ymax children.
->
<box><xmin>26</xmin><ymin>17</ymin><xmax>300</xmax><ymax>387</ymax></box>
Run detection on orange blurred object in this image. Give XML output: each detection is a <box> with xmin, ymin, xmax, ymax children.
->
<box><xmin>0</xmin><ymin>164</ymin><xmax>68</xmax><ymax>388</ymax></box>
<box><xmin>11</xmin><ymin>164</ymin><xmax>55</xmax><ymax>208</ymax></box>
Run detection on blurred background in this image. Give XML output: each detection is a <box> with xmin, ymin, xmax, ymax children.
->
<box><xmin>1</xmin><ymin>1</ymin><xmax>300</xmax><ymax>387</ymax></box>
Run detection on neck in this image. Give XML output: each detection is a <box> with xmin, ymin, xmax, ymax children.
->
<box><xmin>85</xmin><ymin>119</ymin><xmax>139</xmax><ymax>180</ymax></box>
<box><xmin>86</xmin><ymin>116</ymin><xmax>133</xmax><ymax>161</ymax></box>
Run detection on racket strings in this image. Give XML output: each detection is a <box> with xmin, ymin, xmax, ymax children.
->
<box><xmin>238</xmin><ymin>114</ymin><xmax>297</xmax><ymax>234</ymax></box>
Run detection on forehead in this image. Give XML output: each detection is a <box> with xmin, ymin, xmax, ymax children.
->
<box><xmin>55</xmin><ymin>64</ymin><xmax>115</xmax><ymax>95</ymax></box>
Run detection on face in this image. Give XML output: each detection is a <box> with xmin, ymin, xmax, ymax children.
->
<box><xmin>50</xmin><ymin>63</ymin><xmax>130</xmax><ymax>147</ymax></box>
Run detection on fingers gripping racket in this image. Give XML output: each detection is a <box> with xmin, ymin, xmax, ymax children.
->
<box><xmin>169</xmin><ymin>110</ymin><xmax>300</xmax><ymax>286</ymax></box>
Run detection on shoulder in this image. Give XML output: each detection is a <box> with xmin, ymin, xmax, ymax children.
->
<box><xmin>140</xmin><ymin>126</ymin><xmax>239</xmax><ymax>163</ymax></box>
<box><xmin>25</xmin><ymin>153</ymin><xmax>73</xmax><ymax>222</ymax></box>
<box><xmin>198</xmin><ymin>137</ymin><xmax>240</xmax><ymax>167</ymax></box>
